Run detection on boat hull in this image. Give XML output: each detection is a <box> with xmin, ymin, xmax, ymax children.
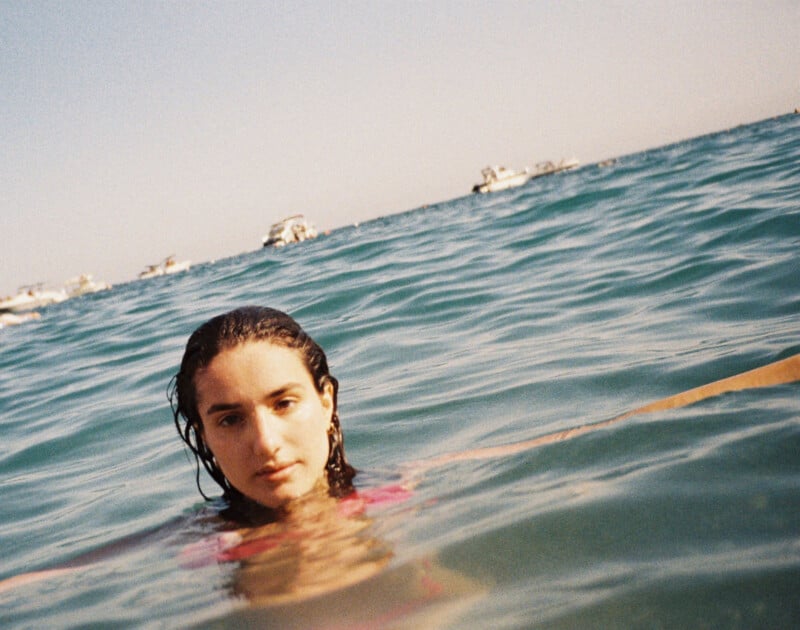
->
<box><xmin>0</xmin><ymin>290</ymin><xmax>67</xmax><ymax>313</ymax></box>
<box><xmin>473</xmin><ymin>173</ymin><xmax>532</xmax><ymax>194</ymax></box>
<box><xmin>471</xmin><ymin>159</ymin><xmax>580</xmax><ymax>194</ymax></box>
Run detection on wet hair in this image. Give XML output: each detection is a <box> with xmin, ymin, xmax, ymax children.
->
<box><xmin>169</xmin><ymin>306</ymin><xmax>356</xmax><ymax>508</ymax></box>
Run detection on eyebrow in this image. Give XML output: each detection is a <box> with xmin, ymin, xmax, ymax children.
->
<box><xmin>204</xmin><ymin>402</ymin><xmax>240</xmax><ymax>416</ymax></box>
<box><xmin>203</xmin><ymin>384</ymin><xmax>304</xmax><ymax>416</ymax></box>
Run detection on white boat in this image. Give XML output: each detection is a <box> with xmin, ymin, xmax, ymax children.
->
<box><xmin>65</xmin><ymin>274</ymin><xmax>111</xmax><ymax>298</ymax></box>
<box><xmin>471</xmin><ymin>166</ymin><xmax>533</xmax><ymax>194</ymax></box>
<box><xmin>531</xmin><ymin>157</ymin><xmax>580</xmax><ymax>177</ymax></box>
<box><xmin>163</xmin><ymin>256</ymin><xmax>191</xmax><ymax>275</ymax></box>
<box><xmin>471</xmin><ymin>158</ymin><xmax>580</xmax><ymax>194</ymax></box>
<box><xmin>0</xmin><ymin>284</ymin><xmax>68</xmax><ymax>313</ymax></box>
<box><xmin>0</xmin><ymin>311</ymin><xmax>41</xmax><ymax>329</ymax></box>
<box><xmin>138</xmin><ymin>264</ymin><xmax>164</xmax><ymax>280</ymax></box>
<box><xmin>138</xmin><ymin>256</ymin><xmax>191</xmax><ymax>280</ymax></box>
<box><xmin>262</xmin><ymin>215</ymin><xmax>318</xmax><ymax>248</ymax></box>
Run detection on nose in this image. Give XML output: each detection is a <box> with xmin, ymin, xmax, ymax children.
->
<box><xmin>250</xmin><ymin>407</ymin><xmax>281</xmax><ymax>456</ymax></box>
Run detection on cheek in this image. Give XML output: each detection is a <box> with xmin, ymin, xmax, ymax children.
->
<box><xmin>305</xmin><ymin>410</ymin><xmax>331</xmax><ymax>465</ymax></box>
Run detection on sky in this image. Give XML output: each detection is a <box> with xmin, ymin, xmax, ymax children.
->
<box><xmin>1</xmin><ymin>1</ymin><xmax>798</xmax><ymax>296</ymax></box>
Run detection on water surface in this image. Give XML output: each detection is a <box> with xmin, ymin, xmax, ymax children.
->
<box><xmin>1</xmin><ymin>114</ymin><xmax>798</xmax><ymax>628</ymax></box>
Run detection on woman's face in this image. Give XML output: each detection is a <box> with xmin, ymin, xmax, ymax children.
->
<box><xmin>194</xmin><ymin>340</ymin><xmax>333</xmax><ymax>508</ymax></box>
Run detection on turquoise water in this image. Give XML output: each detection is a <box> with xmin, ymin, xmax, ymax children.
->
<box><xmin>1</xmin><ymin>114</ymin><xmax>798</xmax><ymax>628</ymax></box>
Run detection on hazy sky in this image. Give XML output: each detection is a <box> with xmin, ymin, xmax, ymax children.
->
<box><xmin>1</xmin><ymin>1</ymin><xmax>797</xmax><ymax>296</ymax></box>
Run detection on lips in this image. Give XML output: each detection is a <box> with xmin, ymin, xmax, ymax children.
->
<box><xmin>255</xmin><ymin>462</ymin><xmax>296</xmax><ymax>482</ymax></box>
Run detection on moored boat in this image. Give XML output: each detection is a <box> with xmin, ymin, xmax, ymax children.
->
<box><xmin>262</xmin><ymin>215</ymin><xmax>318</xmax><ymax>248</ymax></box>
<box><xmin>0</xmin><ymin>311</ymin><xmax>41</xmax><ymax>329</ymax></box>
<box><xmin>471</xmin><ymin>158</ymin><xmax>580</xmax><ymax>194</ymax></box>
<box><xmin>531</xmin><ymin>157</ymin><xmax>580</xmax><ymax>176</ymax></box>
<box><xmin>138</xmin><ymin>256</ymin><xmax>191</xmax><ymax>280</ymax></box>
<box><xmin>472</xmin><ymin>166</ymin><xmax>533</xmax><ymax>194</ymax></box>
<box><xmin>0</xmin><ymin>285</ymin><xmax>68</xmax><ymax>313</ymax></box>
<box><xmin>163</xmin><ymin>256</ymin><xmax>191</xmax><ymax>275</ymax></box>
<box><xmin>65</xmin><ymin>274</ymin><xmax>111</xmax><ymax>297</ymax></box>
<box><xmin>138</xmin><ymin>264</ymin><xmax>164</xmax><ymax>280</ymax></box>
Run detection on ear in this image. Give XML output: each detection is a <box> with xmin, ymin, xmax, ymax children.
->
<box><xmin>320</xmin><ymin>379</ymin><xmax>335</xmax><ymax>419</ymax></box>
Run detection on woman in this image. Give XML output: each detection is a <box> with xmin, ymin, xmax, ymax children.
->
<box><xmin>169</xmin><ymin>305</ymin><xmax>358</xmax><ymax>522</ymax></box>
<box><xmin>169</xmin><ymin>306</ymin><xmax>475</xmax><ymax>617</ymax></box>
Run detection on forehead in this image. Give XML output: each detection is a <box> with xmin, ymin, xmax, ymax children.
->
<box><xmin>195</xmin><ymin>341</ymin><xmax>312</xmax><ymax>393</ymax></box>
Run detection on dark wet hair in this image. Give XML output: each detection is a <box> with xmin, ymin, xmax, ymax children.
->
<box><xmin>169</xmin><ymin>306</ymin><xmax>356</xmax><ymax>507</ymax></box>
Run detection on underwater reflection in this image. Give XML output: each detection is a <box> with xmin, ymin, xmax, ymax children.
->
<box><xmin>183</xmin><ymin>487</ymin><xmax>484</xmax><ymax>629</ymax></box>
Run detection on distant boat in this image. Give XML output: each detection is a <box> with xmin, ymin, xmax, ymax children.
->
<box><xmin>471</xmin><ymin>158</ymin><xmax>580</xmax><ymax>194</ymax></box>
<box><xmin>138</xmin><ymin>264</ymin><xmax>164</xmax><ymax>280</ymax></box>
<box><xmin>0</xmin><ymin>284</ymin><xmax>68</xmax><ymax>313</ymax></box>
<box><xmin>532</xmin><ymin>157</ymin><xmax>580</xmax><ymax>177</ymax></box>
<box><xmin>138</xmin><ymin>256</ymin><xmax>191</xmax><ymax>280</ymax></box>
<box><xmin>471</xmin><ymin>166</ymin><xmax>533</xmax><ymax>194</ymax></box>
<box><xmin>262</xmin><ymin>215</ymin><xmax>318</xmax><ymax>248</ymax></box>
<box><xmin>0</xmin><ymin>311</ymin><xmax>41</xmax><ymax>329</ymax></box>
<box><xmin>163</xmin><ymin>256</ymin><xmax>191</xmax><ymax>275</ymax></box>
<box><xmin>65</xmin><ymin>274</ymin><xmax>111</xmax><ymax>298</ymax></box>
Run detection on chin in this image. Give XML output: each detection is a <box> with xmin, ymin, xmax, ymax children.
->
<box><xmin>253</xmin><ymin>487</ymin><xmax>302</xmax><ymax>509</ymax></box>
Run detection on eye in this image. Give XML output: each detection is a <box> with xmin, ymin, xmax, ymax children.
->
<box><xmin>274</xmin><ymin>397</ymin><xmax>297</xmax><ymax>412</ymax></box>
<box><xmin>218</xmin><ymin>414</ymin><xmax>243</xmax><ymax>428</ymax></box>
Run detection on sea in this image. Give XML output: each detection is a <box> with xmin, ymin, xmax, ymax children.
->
<box><xmin>1</xmin><ymin>113</ymin><xmax>798</xmax><ymax>629</ymax></box>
